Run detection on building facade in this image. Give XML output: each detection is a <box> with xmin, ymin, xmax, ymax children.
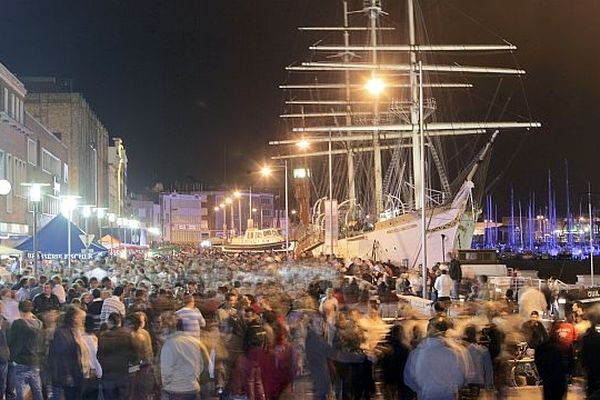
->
<box><xmin>0</xmin><ymin>64</ymin><xmax>69</xmax><ymax>240</ymax></box>
<box><xmin>24</xmin><ymin>78</ymin><xmax>109</xmax><ymax>209</ymax></box>
<box><xmin>108</xmin><ymin>137</ymin><xmax>128</xmax><ymax>216</ymax></box>
<box><xmin>160</xmin><ymin>192</ymin><xmax>209</xmax><ymax>244</ymax></box>
<box><xmin>24</xmin><ymin>112</ymin><xmax>68</xmax><ymax>226</ymax></box>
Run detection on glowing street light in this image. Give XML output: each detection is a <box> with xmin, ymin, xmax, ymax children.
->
<box><xmin>259</xmin><ymin>161</ymin><xmax>290</xmax><ymax>257</ymax></box>
<box><xmin>365</xmin><ymin>75</ymin><xmax>385</xmax><ymax>96</ymax></box>
<box><xmin>0</xmin><ymin>180</ymin><xmax>11</xmax><ymax>196</ymax></box>
<box><xmin>260</xmin><ymin>166</ymin><xmax>273</xmax><ymax>177</ymax></box>
<box><xmin>22</xmin><ymin>183</ymin><xmax>50</xmax><ymax>276</ymax></box>
<box><xmin>296</xmin><ymin>139</ymin><xmax>310</xmax><ymax>150</ymax></box>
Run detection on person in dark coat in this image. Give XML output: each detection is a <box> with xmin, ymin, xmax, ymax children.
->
<box><xmin>535</xmin><ymin>328</ymin><xmax>569</xmax><ymax>400</ymax></box>
<box><xmin>380</xmin><ymin>324</ymin><xmax>413</xmax><ymax>400</ymax></box>
<box><xmin>32</xmin><ymin>283</ymin><xmax>60</xmax><ymax>316</ymax></box>
<box><xmin>0</xmin><ymin>302</ymin><xmax>10</xmax><ymax>399</ymax></box>
<box><xmin>448</xmin><ymin>253</ymin><xmax>462</xmax><ymax>300</ymax></box>
<box><xmin>97</xmin><ymin>312</ymin><xmax>136</xmax><ymax>400</ymax></box>
<box><xmin>581</xmin><ymin>308</ymin><xmax>600</xmax><ymax>398</ymax></box>
<box><xmin>48</xmin><ymin>306</ymin><xmax>87</xmax><ymax>400</ymax></box>
<box><xmin>305</xmin><ymin>315</ymin><xmax>335</xmax><ymax>400</ymax></box>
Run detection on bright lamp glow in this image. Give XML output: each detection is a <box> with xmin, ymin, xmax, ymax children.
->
<box><xmin>60</xmin><ymin>196</ymin><xmax>78</xmax><ymax>217</ymax></box>
<box><xmin>233</xmin><ymin>191</ymin><xmax>241</xmax><ymax>198</ymax></box>
<box><xmin>297</xmin><ymin>139</ymin><xmax>310</xmax><ymax>150</ymax></box>
<box><xmin>0</xmin><ymin>180</ymin><xmax>11</xmax><ymax>196</ymax></box>
<box><xmin>29</xmin><ymin>185</ymin><xmax>42</xmax><ymax>202</ymax></box>
<box><xmin>214</xmin><ymin>206</ymin><xmax>220</xmax><ymax>212</ymax></box>
<box><xmin>96</xmin><ymin>208</ymin><xmax>106</xmax><ymax>219</ymax></box>
<box><xmin>148</xmin><ymin>227</ymin><xmax>160</xmax><ymax>236</ymax></box>
<box><xmin>108</xmin><ymin>213</ymin><xmax>116</xmax><ymax>223</ymax></box>
<box><xmin>82</xmin><ymin>206</ymin><xmax>92</xmax><ymax>218</ymax></box>
<box><xmin>365</xmin><ymin>76</ymin><xmax>385</xmax><ymax>96</ymax></box>
<box><xmin>128</xmin><ymin>219</ymin><xmax>140</xmax><ymax>229</ymax></box>
<box><xmin>252</xmin><ymin>208</ymin><xmax>258</xmax><ymax>213</ymax></box>
<box><xmin>116</xmin><ymin>218</ymin><xmax>124</xmax><ymax>226</ymax></box>
<box><xmin>260</xmin><ymin>166</ymin><xmax>273</xmax><ymax>177</ymax></box>
<box><xmin>225</xmin><ymin>197</ymin><xmax>232</xmax><ymax>205</ymax></box>
<box><xmin>219</xmin><ymin>203</ymin><xmax>225</xmax><ymax>208</ymax></box>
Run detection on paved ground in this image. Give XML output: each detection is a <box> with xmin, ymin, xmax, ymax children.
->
<box><xmin>208</xmin><ymin>379</ymin><xmax>586</xmax><ymax>399</ymax></box>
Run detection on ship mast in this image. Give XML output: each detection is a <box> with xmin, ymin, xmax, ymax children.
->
<box><xmin>408</xmin><ymin>0</ymin><xmax>422</xmax><ymax>210</ymax></box>
<box><xmin>367</xmin><ymin>0</ymin><xmax>384</xmax><ymax>216</ymax></box>
<box><xmin>343</xmin><ymin>1</ymin><xmax>357</xmax><ymax>208</ymax></box>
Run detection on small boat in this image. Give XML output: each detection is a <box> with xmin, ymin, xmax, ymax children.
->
<box><xmin>222</xmin><ymin>228</ymin><xmax>294</xmax><ymax>253</ymax></box>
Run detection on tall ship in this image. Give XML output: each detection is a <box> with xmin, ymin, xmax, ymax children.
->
<box><xmin>269</xmin><ymin>0</ymin><xmax>540</xmax><ymax>268</ymax></box>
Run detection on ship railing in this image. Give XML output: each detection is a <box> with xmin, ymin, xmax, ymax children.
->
<box><xmin>489</xmin><ymin>276</ymin><xmax>577</xmax><ymax>299</ymax></box>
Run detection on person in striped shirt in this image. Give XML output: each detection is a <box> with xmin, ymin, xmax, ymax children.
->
<box><xmin>175</xmin><ymin>295</ymin><xmax>206</xmax><ymax>337</ymax></box>
<box><xmin>99</xmin><ymin>286</ymin><xmax>126</xmax><ymax>324</ymax></box>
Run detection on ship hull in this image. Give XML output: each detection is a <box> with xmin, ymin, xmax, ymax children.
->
<box><xmin>314</xmin><ymin>181</ymin><xmax>476</xmax><ymax>266</ymax></box>
<box><xmin>221</xmin><ymin>241</ymin><xmax>294</xmax><ymax>253</ymax></box>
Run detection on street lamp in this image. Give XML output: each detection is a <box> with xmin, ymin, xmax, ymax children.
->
<box><xmin>0</xmin><ymin>180</ymin><xmax>11</xmax><ymax>196</ymax></box>
<box><xmin>219</xmin><ymin>203</ymin><xmax>227</xmax><ymax>239</ymax></box>
<box><xmin>365</xmin><ymin>75</ymin><xmax>385</xmax><ymax>96</ymax></box>
<box><xmin>94</xmin><ymin>207</ymin><xmax>107</xmax><ymax>241</ymax></box>
<box><xmin>260</xmin><ymin>160</ymin><xmax>289</xmax><ymax>257</ymax></box>
<box><xmin>225</xmin><ymin>197</ymin><xmax>233</xmax><ymax>237</ymax></box>
<box><xmin>60</xmin><ymin>195</ymin><xmax>80</xmax><ymax>272</ymax></box>
<box><xmin>296</xmin><ymin>139</ymin><xmax>310</xmax><ymax>150</ymax></box>
<box><xmin>22</xmin><ymin>183</ymin><xmax>50</xmax><ymax>276</ymax></box>
<box><xmin>234</xmin><ymin>191</ymin><xmax>242</xmax><ymax>235</ymax></box>
<box><xmin>81</xmin><ymin>205</ymin><xmax>94</xmax><ymax>234</ymax></box>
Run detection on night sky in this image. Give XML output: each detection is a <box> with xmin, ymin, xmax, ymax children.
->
<box><xmin>0</xmin><ymin>0</ymin><xmax>599</xmax><ymax>212</ymax></box>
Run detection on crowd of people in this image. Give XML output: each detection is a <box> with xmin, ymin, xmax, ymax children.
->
<box><xmin>0</xmin><ymin>249</ymin><xmax>596</xmax><ymax>400</ymax></box>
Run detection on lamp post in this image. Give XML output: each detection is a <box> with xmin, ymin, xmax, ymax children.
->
<box><xmin>81</xmin><ymin>205</ymin><xmax>93</xmax><ymax>234</ymax></box>
<box><xmin>117</xmin><ymin>218</ymin><xmax>127</xmax><ymax>259</ymax></box>
<box><xmin>94</xmin><ymin>207</ymin><xmax>107</xmax><ymax>242</ymax></box>
<box><xmin>261</xmin><ymin>160</ymin><xmax>289</xmax><ymax>257</ymax></box>
<box><xmin>107</xmin><ymin>213</ymin><xmax>116</xmax><ymax>252</ymax></box>
<box><xmin>219</xmin><ymin>203</ymin><xmax>227</xmax><ymax>240</ymax></box>
<box><xmin>60</xmin><ymin>195</ymin><xmax>79</xmax><ymax>273</ymax></box>
<box><xmin>234</xmin><ymin>191</ymin><xmax>242</xmax><ymax>234</ymax></box>
<box><xmin>23</xmin><ymin>183</ymin><xmax>50</xmax><ymax>276</ymax></box>
<box><xmin>225</xmin><ymin>197</ymin><xmax>233</xmax><ymax>237</ymax></box>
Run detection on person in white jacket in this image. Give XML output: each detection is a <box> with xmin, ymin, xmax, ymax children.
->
<box><xmin>160</xmin><ymin>319</ymin><xmax>209</xmax><ymax>399</ymax></box>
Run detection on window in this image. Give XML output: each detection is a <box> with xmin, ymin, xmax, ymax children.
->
<box><xmin>14</xmin><ymin>158</ymin><xmax>26</xmax><ymax>198</ymax></box>
<box><xmin>2</xmin><ymin>88</ymin><xmax>7</xmax><ymax>113</ymax></box>
<box><xmin>10</xmin><ymin>94</ymin><xmax>14</xmax><ymax>118</ymax></box>
<box><xmin>41</xmin><ymin>148</ymin><xmax>61</xmax><ymax>177</ymax></box>
<box><xmin>63</xmin><ymin>163</ymin><xmax>68</xmax><ymax>183</ymax></box>
<box><xmin>27</xmin><ymin>139</ymin><xmax>37</xmax><ymax>165</ymax></box>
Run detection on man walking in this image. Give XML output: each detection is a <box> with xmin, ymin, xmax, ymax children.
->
<box><xmin>160</xmin><ymin>319</ymin><xmax>208</xmax><ymax>400</ymax></box>
<box><xmin>175</xmin><ymin>295</ymin><xmax>206</xmax><ymax>337</ymax></box>
<box><xmin>7</xmin><ymin>300</ymin><xmax>44</xmax><ymax>400</ymax></box>
<box><xmin>448</xmin><ymin>252</ymin><xmax>462</xmax><ymax>300</ymax></box>
<box><xmin>434</xmin><ymin>269</ymin><xmax>453</xmax><ymax>304</ymax></box>
<box><xmin>99</xmin><ymin>287</ymin><xmax>126</xmax><ymax>324</ymax></box>
<box><xmin>32</xmin><ymin>283</ymin><xmax>60</xmax><ymax>316</ymax></box>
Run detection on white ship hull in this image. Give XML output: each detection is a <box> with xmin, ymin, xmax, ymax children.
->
<box><xmin>314</xmin><ymin>181</ymin><xmax>476</xmax><ymax>266</ymax></box>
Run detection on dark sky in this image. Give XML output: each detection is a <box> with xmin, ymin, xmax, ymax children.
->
<box><xmin>0</xmin><ymin>0</ymin><xmax>599</xmax><ymax>212</ymax></box>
